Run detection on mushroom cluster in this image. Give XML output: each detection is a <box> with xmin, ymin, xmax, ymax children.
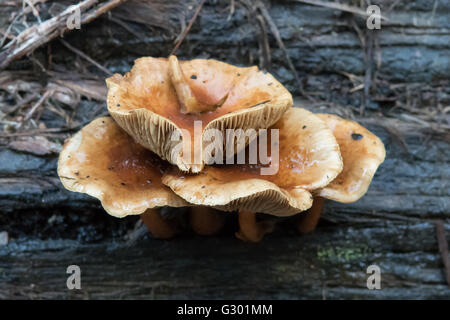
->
<box><xmin>58</xmin><ymin>56</ymin><xmax>385</xmax><ymax>242</ymax></box>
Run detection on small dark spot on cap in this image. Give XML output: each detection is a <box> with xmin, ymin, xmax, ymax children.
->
<box><xmin>121</xmin><ymin>182</ymin><xmax>126</xmax><ymax>186</ymax></box>
<box><xmin>351</xmin><ymin>133</ymin><xmax>363</xmax><ymax>141</ymax></box>
<box><xmin>268</xmin><ymin>82</ymin><xmax>273</xmax><ymax>86</ymax></box>
<box><xmin>161</xmin><ymin>80</ymin><xmax>164</xmax><ymax>84</ymax></box>
<box><xmin>108</xmin><ymin>167</ymin><xmax>114</xmax><ymax>170</ymax></box>
<box><xmin>302</xmin><ymin>125</ymin><xmax>307</xmax><ymax>129</ymax></box>
<box><xmin>74</xmin><ymin>172</ymin><xmax>79</xmax><ymax>176</ymax></box>
<box><xmin>202</xmin><ymin>80</ymin><xmax>206</xmax><ymax>83</ymax></box>
<box><xmin>86</xmin><ymin>176</ymin><xmax>90</xmax><ymax>178</ymax></box>
<box><xmin>237</xmin><ymin>73</ymin><xmax>241</xmax><ymax>76</ymax></box>
<box><xmin>102</xmin><ymin>120</ymin><xmax>105</xmax><ymax>124</ymax></box>
<box><xmin>201</xmin><ymin>185</ymin><xmax>206</xmax><ymax>189</ymax></box>
<box><xmin>191</xmin><ymin>75</ymin><xmax>197</xmax><ymax>79</ymax></box>
<box><xmin>117</xmin><ymin>104</ymin><xmax>120</xmax><ymax>107</ymax></box>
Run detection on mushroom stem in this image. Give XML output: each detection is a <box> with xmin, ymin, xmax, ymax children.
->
<box><xmin>235</xmin><ymin>210</ymin><xmax>274</xmax><ymax>243</ymax></box>
<box><xmin>140</xmin><ymin>208</ymin><xmax>179</xmax><ymax>239</ymax></box>
<box><xmin>168</xmin><ymin>55</ymin><xmax>226</xmax><ymax>114</ymax></box>
<box><xmin>296</xmin><ymin>197</ymin><xmax>324</xmax><ymax>234</ymax></box>
<box><xmin>190</xmin><ymin>206</ymin><xmax>225</xmax><ymax>236</ymax></box>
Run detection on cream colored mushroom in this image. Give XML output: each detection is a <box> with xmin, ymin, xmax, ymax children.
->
<box><xmin>57</xmin><ymin>117</ymin><xmax>188</xmax><ymax>239</ymax></box>
<box><xmin>297</xmin><ymin>113</ymin><xmax>386</xmax><ymax>234</ymax></box>
<box><xmin>106</xmin><ymin>56</ymin><xmax>293</xmax><ymax>173</ymax></box>
<box><xmin>162</xmin><ymin>108</ymin><xmax>344</xmax><ymax>241</ymax></box>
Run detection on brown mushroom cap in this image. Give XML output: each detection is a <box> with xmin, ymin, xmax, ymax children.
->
<box><xmin>162</xmin><ymin>108</ymin><xmax>343</xmax><ymax>216</ymax></box>
<box><xmin>316</xmin><ymin>114</ymin><xmax>386</xmax><ymax>203</ymax></box>
<box><xmin>57</xmin><ymin>117</ymin><xmax>187</xmax><ymax>218</ymax></box>
<box><xmin>106</xmin><ymin>57</ymin><xmax>292</xmax><ymax>173</ymax></box>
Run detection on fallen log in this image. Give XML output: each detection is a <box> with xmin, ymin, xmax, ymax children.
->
<box><xmin>1</xmin><ymin>222</ymin><xmax>449</xmax><ymax>299</ymax></box>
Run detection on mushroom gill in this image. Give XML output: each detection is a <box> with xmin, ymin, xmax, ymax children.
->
<box><xmin>57</xmin><ymin>110</ymin><xmax>385</xmax><ymax>242</ymax></box>
<box><xmin>162</xmin><ymin>108</ymin><xmax>344</xmax><ymax>242</ymax></box>
<box><xmin>106</xmin><ymin>56</ymin><xmax>293</xmax><ymax>173</ymax></box>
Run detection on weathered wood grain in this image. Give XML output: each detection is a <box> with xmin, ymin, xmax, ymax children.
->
<box><xmin>1</xmin><ymin>222</ymin><xmax>449</xmax><ymax>299</ymax></box>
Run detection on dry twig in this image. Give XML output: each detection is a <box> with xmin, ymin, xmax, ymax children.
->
<box><xmin>256</xmin><ymin>1</ymin><xmax>310</xmax><ymax>99</ymax></box>
<box><xmin>291</xmin><ymin>0</ymin><xmax>388</xmax><ymax>21</ymax></box>
<box><xmin>59</xmin><ymin>39</ymin><xmax>112</xmax><ymax>76</ymax></box>
<box><xmin>0</xmin><ymin>0</ymin><xmax>128</xmax><ymax>69</ymax></box>
<box><xmin>170</xmin><ymin>0</ymin><xmax>206</xmax><ymax>56</ymax></box>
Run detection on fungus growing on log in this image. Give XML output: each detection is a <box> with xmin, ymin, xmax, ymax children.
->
<box><xmin>106</xmin><ymin>56</ymin><xmax>292</xmax><ymax>173</ymax></box>
<box><xmin>57</xmin><ymin>54</ymin><xmax>385</xmax><ymax>243</ymax></box>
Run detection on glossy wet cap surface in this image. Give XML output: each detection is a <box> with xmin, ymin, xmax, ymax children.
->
<box><xmin>57</xmin><ymin>117</ymin><xmax>187</xmax><ymax>217</ymax></box>
<box><xmin>316</xmin><ymin>114</ymin><xmax>386</xmax><ymax>203</ymax></box>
